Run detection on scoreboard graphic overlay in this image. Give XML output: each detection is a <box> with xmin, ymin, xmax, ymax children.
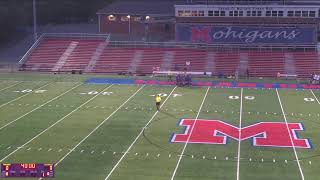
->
<box><xmin>1</xmin><ymin>163</ymin><xmax>54</xmax><ymax>178</ymax></box>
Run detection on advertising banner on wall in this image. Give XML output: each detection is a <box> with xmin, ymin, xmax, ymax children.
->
<box><xmin>176</xmin><ymin>24</ymin><xmax>316</xmax><ymax>44</ymax></box>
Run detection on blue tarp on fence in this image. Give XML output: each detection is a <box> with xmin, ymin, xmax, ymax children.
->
<box><xmin>85</xmin><ymin>78</ymin><xmax>320</xmax><ymax>90</ymax></box>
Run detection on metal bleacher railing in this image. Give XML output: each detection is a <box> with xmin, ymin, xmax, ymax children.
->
<box><xmin>108</xmin><ymin>40</ymin><xmax>317</xmax><ymax>52</ymax></box>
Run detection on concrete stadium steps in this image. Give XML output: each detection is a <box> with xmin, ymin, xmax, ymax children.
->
<box><xmin>25</xmin><ymin>39</ymin><xmax>73</xmax><ymax>71</ymax></box>
<box><xmin>59</xmin><ymin>40</ymin><xmax>103</xmax><ymax>71</ymax></box>
<box><xmin>24</xmin><ymin>38</ymin><xmax>104</xmax><ymax>72</ymax></box>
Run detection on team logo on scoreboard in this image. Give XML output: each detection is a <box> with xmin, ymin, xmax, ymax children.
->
<box><xmin>170</xmin><ymin>119</ymin><xmax>311</xmax><ymax>149</ymax></box>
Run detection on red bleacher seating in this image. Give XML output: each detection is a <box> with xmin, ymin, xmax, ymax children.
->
<box><xmin>59</xmin><ymin>40</ymin><xmax>103</xmax><ymax>71</ymax></box>
<box><xmin>170</xmin><ymin>49</ymin><xmax>208</xmax><ymax>72</ymax></box>
<box><xmin>293</xmin><ymin>52</ymin><xmax>320</xmax><ymax>78</ymax></box>
<box><xmin>23</xmin><ymin>38</ymin><xmax>319</xmax><ymax>78</ymax></box>
<box><xmin>248</xmin><ymin>52</ymin><xmax>285</xmax><ymax>78</ymax></box>
<box><xmin>135</xmin><ymin>49</ymin><xmax>164</xmax><ymax>74</ymax></box>
<box><xmin>26</xmin><ymin>39</ymin><xmax>72</xmax><ymax>71</ymax></box>
<box><xmin>93</xmin><ymin>48</ymin><xmax>136</xmax><ymax>73</ymax></box>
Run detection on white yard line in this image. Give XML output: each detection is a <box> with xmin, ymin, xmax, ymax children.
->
<box><xmin>52</xmin><ymin>85</ymin><xmax>145</xmax><ymax>168</ymax></box>
<box><xmin>0</xmin><ymin>84</ymin><xmax>114</xmax><ymax>162</ymax></box>
<box><xmin>0</xmin><ymin>82</ymin><xmax>52</xmax><ymax>109</ymax></box>
<box><xmin>0</xmin><ymin>83</ymin><xmax>83</xmax><ymax>131</ymax></box>
<box><xmin>104</xmin><ymin>86</ymin><xmax>177</xmax><ymax>180</ymax></box>
<box><xmin>236</xmin><ymin>88</ymin><xmax>243</xmax><ymax>180</ymax></box>
<box><xmin>276</xmin><ymin>89</ymin><xmax>304</xmax><ymax>180</ymax></box>
<box><xmin>0</xmin><ymin>82</ymin><xmax>22</xmax><ymax>92</ymax></box>
<box><xmin>169</xmin><ymin>87</ymin><xmax>210</xmax><ymax>180</ymax></box>
<box><xmin>310</xmin><ymin>90</ymin><xmax>320</xmax><ymax>105</ymax></box>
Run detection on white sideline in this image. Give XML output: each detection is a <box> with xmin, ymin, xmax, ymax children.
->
<box><xmin>236</xmin><ymin>88</ymin><xmax>243</xmax><ymax>180</ymax></box>
<box><xmin>0</xmin><ymin>85</ymin><xmax>114</xmax><ymax>162</ymax></box>
<box><xmin>169</xmin><ymin>87</ymin><xmax>210</xmax><ymax>180</ymax></box>
<box><xmin>0</xmin><ymin>82</ymin><xmax>22</xmax><ymax>92</ymax></box>
<box><xmin>0</xmin><ymin>82</ymin><xmax>52</xmax><ymax>109</ymax></box>
<box><xmin>0</xmin><ymin>83</ymin><xmax>83</xmax><ymax>131</ymax></box>
<box><xmin>51</xmin><ymin>85</ymin><xmax>145</xmax><ymax>169</ymax></box>
<box><xmin>104</xmin><ymin>86</ymin><xmax>177</xmax><ymax>180</ymax></box>
<box><xmin>276</xmin><ymin>89</ymin><xmax>304</xmax><ymax>180</ymax></box>
<box><xmin>310</xmin><ymin>90</ymin><xmax>320</xmax><ymax>104</ymax></box>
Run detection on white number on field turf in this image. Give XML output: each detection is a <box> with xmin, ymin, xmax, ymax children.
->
<box><xmin>13</xmin><ymin>89</ymin><xmax>47</xmax><ymax>93</ymax></box>
<box><xmin>304</xmin><ymin>98</ymin><xmax>315</xmax><ymax>102</ymax></box>
<box><xmin>149</xmin><ymin>93</ymin><xmax>182</xmax><ymax>98</ymax></box>
<box><xmin>80</xmin><ymin>91</ymin><xmax>113</xmax><ymax>95</ymax></box>
<box><xmin>229</xmin><ymin>96</ymin><xmax>255</xmax><ymax>100</ymax></box>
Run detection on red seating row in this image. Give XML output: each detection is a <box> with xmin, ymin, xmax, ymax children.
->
<box><xmin>23</xmin><ymin>38</ymin><xmax>320</xmax><ymax>78</ymax></box>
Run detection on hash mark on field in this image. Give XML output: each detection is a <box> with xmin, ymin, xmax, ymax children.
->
<box><xmin>157</xmin><ymin>154</ymin><xmax>160</xmax><ymax>157</ymax></box>
<box><xmin>7</xmin><ymin>146</ymin><xmax>11</xmax><ymax>149</ymax></box>
<box><xmin>91</xmin><ymin>151</ymin><xmax>95</xmax><ymax>154</ymax></box>
<box><xmin>48</xmin><ymin>148</ymin><xmax>52</xmax><ymax>152</ymax></box>
<box><xmin>27</xmin><ymin>148</ymin><xmax>31</xmax><ymax>151</ymax></box>
<box><xmin>113</xmin><ymin>152</ymin><xmax>116</xmax><ymax>155</ymax></box>
<box><xmin>80</xmin><ymin>150</ymin><xmax>84</xmax><ymax>153</ymax></box>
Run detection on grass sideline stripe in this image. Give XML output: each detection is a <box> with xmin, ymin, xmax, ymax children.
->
<box><xmin>0</xmin><ymin>84</ymin><xmax>113</xmax><ymax>162</ymax></box>
<box><xmin>310</xmin><ymin>90</ymin><xmax>320</xmax><ymax>105</ymax></box>
<box><xmin>104</xmin><ymin>86</ymin><xmax>177</xmax><ymax>180</ymax></box>
<box><xmin>0</xmin><ymin>82</ymin><xmax>53</xmax><ymax>109</ymax></box>
<box><xmin>170</xmin><ymin>87</ymin><xmax>210</xmax><ymax>180</ymax></box>
<box><xmin>0</xmin><ymin>81</ymin><xmax>22</xmax><ymax>92</ymax></box>
<box><xmin>52</xmin><ymin>85</ymin><xmax>145</xmax><ymax>168</ymax></box>
<box><xmin>236</xmin><ymin>88</ymin><xmax>244</xmax><ymax>180</ymax></box>
<box><xmin>0</xmin><ymin>83</ymin><xmax>83</xmax><ymax>131</ymax></box>
<box><xmin>276</xmin><ymin>89</ymin><xmax>305</xmax><ymax>180</ymax></box>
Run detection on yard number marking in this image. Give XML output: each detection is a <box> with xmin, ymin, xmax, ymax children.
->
<box><xmin>304</xmin><ymin>98</ymin><xmax>315</xmax><ymax>102</ymax></box>
<box><xmin>229</xmin><ymin>96</ymin><xmax>255</xmax><ymax>100</ymax></box>
<box><xmin>13</xmin><ymin>89</ymin><xmax>47</xmax><ymax>93</ymax></box>
<box><xmin>81</xmin><ymin>91</ymin><xmax>114</xmax><ymax>96</ymax></box>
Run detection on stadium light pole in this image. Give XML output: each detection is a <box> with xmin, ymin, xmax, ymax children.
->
<box><xmin>127</xmin><ymin>15</ymin><xmax>131</xmax><ymax>35</ymax></box>
<box><xmin>33</xmin><ymin>0</ymin><xmax>38</xmax><ymax>42</ymax></box>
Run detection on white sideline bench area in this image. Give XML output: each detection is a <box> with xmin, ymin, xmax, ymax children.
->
<box><xmin>152</xmin><ymin>71</ymin><xmax>212</xmax><ymax>76</ymax></box>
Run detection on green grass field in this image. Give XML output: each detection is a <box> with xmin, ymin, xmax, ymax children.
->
<box><xmin>0</xmin><ymin>73</ymin><xmax>319</xmax><ymax>180</ymax></box>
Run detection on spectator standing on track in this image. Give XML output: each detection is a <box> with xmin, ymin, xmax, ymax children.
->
<box><xmin>155</xmin><ymin>94</ymin><xmax>161</xmax><ymax>111</ymax></box>
<box><xmin>186</xmin><ymin>60</ymin><xmax>191</xmax><ymax>71</ymax></box>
